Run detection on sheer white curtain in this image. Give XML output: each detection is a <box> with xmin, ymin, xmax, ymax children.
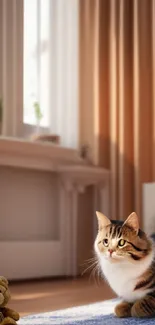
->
<box><xmin>24</xmin><ymin>0</ymin><xmax>50</xmax><ymax>128</ymax></box>
<box><xmin>0</xmin><ymin>0</ymin><xmax>79</xmax><ymax>149</ymax></box>
<box><xmin>24</xmin><ymin>0</ymin><xmax>79</xmax><ymax>148</ymax></box>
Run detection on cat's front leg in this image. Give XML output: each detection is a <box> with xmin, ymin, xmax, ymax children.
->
<box><xmin>114</xmin><ymin>301</ymin><xmax>133</xmax><ymax>318</ymax></box>
<box><xmin>131</xmin><ymin>295</ymin><xmax>155</xmax><ymax>318</ymax></box>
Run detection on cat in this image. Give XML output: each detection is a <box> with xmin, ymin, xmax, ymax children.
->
<box><xmin>94</xmin><ymin>211</ymin><xmax>155</xmax><ymax>318</ymax></box>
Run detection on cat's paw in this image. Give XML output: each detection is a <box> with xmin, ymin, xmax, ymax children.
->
<box><xmin>131</xmin><ymin>295</ymin><xmax>155</xmax><ymax>318</ymax></box>
<box><xmin>114</xmin><ymin>301</ymin><xmax>132</xmax><ymax>318</ymax></box>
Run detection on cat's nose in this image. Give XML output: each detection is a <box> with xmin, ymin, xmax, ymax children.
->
<box><xmin>108</xmin><ymin>249</ymin><xmax>113</xmax><ymax>255</ymax></box>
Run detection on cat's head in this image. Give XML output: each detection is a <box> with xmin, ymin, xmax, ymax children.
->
<box><xmin>94</xmin><ymin>212</ymin><xmax>152</xmax><ymax>263</ymax></box>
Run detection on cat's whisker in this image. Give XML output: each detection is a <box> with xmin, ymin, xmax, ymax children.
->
<box><xmin>91</xmin><ymin>265</ymin><xmax>98</xmax><ymax>286</ymax></box>
<box><xmin>81</xmin><ymin>256</ymin><xmax>102</xmax><ymax>287</ymax></box>
<box><xmin>89</xmin><ymin>263</ymin><xmax>101</xmax><ymax>287</ymax></box>
<box><xmin>89</xmin><ymin>265</ymin><xmax>96</xmax><ymax>284</ymax></box>
<box><xmin>81</xmin><ymin>257</ymin><xmax>97</xmax><ymax>267</ymax></box>
<box><xmin>81</xmin><ymin>260</ymin><xmax>98</xmax><ymax>276</ymax></box>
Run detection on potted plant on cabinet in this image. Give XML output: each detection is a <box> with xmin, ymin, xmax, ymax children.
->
<box><xmin>33</xmin><ymin>101</ymin><xmax>43</xmax><ymax>134</ymax></box>
<box><xmin>31</xmin><ymin>101</ymin><xmax>60</xmax><ymax>144</ymax></box>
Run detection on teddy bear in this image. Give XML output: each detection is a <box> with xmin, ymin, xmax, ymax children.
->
<box><xmin>0</xmin><ymin>276</ymin><xmax>20</xmax><ymax>325</ymax></box>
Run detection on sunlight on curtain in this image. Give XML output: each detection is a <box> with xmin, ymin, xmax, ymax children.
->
<box><xmin>79</xmin><ymin>0</ymin><xmax>155</xmax><ymax>220</ymax></box>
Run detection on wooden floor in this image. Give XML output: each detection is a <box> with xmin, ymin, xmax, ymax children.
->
<box><xmin>8</xmin><ymin>276</ymin><xmax>115</xmax><ymax>317</ymax></box>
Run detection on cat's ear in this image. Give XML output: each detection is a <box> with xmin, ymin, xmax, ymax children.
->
<box><xmin>123</xmin><ymin>212</ymin><xmax>139</xmax><ymax>234</ymax></box>
<box><xmin>96</xmin><ymin>211</ymin><xmax>111</xmax><ymax>230</ymax></box>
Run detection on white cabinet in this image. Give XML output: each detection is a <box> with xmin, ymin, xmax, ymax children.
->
<box><xmin>0</xmin><ymin>138</ymin><xmax>110</xmax><ymax>280</ymax></box>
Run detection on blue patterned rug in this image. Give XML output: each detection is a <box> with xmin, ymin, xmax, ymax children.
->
<box><xmin>19</xmin><ymin>299</ymin><xmax>155</xmax><ymax>324</ymax></box>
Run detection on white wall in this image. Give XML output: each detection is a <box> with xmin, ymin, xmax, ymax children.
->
<box><xmin>143</xmin><ymin>183</ymin><xmax>155</xmax><ymax>235</ymax></box>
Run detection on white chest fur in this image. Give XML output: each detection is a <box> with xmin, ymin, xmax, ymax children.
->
<box><xmin>97</xmin><ymin>250</ymin><xmax>154</xmax><ymax>302</ymax></box>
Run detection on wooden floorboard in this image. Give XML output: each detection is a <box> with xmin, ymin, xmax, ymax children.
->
<box><xmin>8</xmin><ymin>276</ymin><xmax>115</xmax><ymax>317</ymax></box>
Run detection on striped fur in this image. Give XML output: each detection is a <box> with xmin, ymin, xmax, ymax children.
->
<box><xmin>94</xmin><ymin>212</ymin><xmax>155</xmax><ymax>318</ymax></box>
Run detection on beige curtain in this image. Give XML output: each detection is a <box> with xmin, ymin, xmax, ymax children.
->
<box><xmin>0</xmin><ymin>0</ymin><xmax>23</xmax><ymax>137</ymax></box>
<box><xmin>79</xmin><ymin>0</ymin><xmax>155</xmax><ymax>223</ymax></box>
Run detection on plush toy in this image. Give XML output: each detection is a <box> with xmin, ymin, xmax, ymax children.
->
<box><xmin>0</xmin><ymin>276</ymin><xmax>20</xmax><ymax>325</ymax></box>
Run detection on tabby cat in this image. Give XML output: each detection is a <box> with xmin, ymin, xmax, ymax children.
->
<box><xmin>94</xmin><ymin>211</ymin><xmax>155</xmax><ymax>318</ymax></box>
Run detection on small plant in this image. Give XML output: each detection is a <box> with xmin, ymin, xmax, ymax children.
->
<box><xmin>80</xmin><ymin>144</ymin><xmax>90</xmax><ymax>159</ymax></box>
<box><xmin>33</xmin><ymin>101</ymin><xmax>43</xmax><ymax>124</ymax></box>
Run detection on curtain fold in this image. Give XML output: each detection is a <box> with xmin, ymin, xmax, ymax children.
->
<box><xmin>0</xmin><ymin>0</ymin><xmax>23</xmax><ymax>137</ymax></box>
<box><xmin>79</xmin><ymin>0</ymin><xmax>155</xmax><ymax>222</ymax></box>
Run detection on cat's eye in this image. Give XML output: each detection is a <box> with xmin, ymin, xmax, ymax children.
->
<box><xmin>103</xmin><ymin>238</ymin><xmax>109</xmax><ymax>247</ymax></box>
<box><xmin>118</xmin><ymin>239</ymin><xmax>126</xmax><ymax>247</ymax></box>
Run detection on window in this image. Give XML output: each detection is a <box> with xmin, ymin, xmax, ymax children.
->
<box><xmin>24</xmin><ymin>0</ymin><xmax>50</xmax><ymax>128</ymax></box>
<box><xmin>23</xmin><ymin>0</ymin><xmax>79</xmax><ymax>148</ymax></box>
